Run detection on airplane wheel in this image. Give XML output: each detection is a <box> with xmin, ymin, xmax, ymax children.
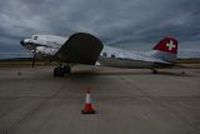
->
<box><xmin>152</xmin><ymin>69</ymin><xmax>158</xmax><ymax>74</ymax></box>
<box><xmin>53</xmin><ymin>65</ymin><xmax>71</xmax><ymax>77</ymax></box>
<box><xmin>54</xmin><ymin>67</ymin><xmax>64</xmax><ymax>77</ymax></box>
<box><xmin>64</xmin><ymin>65</ymin><xmax>71</xmax><ymax>74</ymax></box>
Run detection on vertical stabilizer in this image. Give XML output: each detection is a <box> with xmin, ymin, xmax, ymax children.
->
<box><xmin>151</xmin><ymin>37</ymin><xmax>178</xmax><ymax>63</ymax></box>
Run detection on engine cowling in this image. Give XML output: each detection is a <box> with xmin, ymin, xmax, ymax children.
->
<box><xmin>36</xmin><ymin>46</ymin><xmax>58</xmax><ymax>56</ymax></box>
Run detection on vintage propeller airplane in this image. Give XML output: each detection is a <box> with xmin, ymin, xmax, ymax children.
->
<box><xmin>20</xmin><ymin>32</ymin><xmax>178</xmax><ymax>76</ymax></box>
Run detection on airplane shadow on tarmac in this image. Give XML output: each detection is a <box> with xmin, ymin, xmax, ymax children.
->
<box><xmin>64</xmin><ymin>69</ymin><xmax>191</xmax><ymax>77</ymax></box>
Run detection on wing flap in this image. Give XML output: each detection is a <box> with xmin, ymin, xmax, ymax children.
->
<box><xmin>56</xmin><ymin>33</ymin><xmax>103</xmax><ymax>65</ymax></box>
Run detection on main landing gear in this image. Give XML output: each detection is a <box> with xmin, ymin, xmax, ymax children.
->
<box><xmin>53</xmin><ymin>64</ymin><xmax>71</xmax><ymax>77</ymax></box>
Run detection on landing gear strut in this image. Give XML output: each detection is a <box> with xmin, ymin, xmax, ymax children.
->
<box><xmin>53</xmin><ymin>64</ymin><xmax>71</xmax><ymax>77</ymax></box>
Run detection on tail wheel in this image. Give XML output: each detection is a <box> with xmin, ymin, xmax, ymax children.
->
<box><xmin>152</xmin><ymin>69</ymin><xmax>158</xmax><ymax>74</ymax></box>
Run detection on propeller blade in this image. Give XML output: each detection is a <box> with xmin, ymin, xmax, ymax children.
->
<box><xmin>32</xmin><ymin>51</ymin><xmax>37</xmax><ymax>68</ymax></box>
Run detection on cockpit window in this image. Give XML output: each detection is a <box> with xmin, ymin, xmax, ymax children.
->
<box><xmin>33</xmin><ymin>36</ymin><xmax>38</xmax><ymax>40</ymax></box>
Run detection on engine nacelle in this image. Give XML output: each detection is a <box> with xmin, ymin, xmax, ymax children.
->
<box><xmin>36</xmin><ymin>46</ymin><xmax>58</xmax><ymax>56</ymax></box>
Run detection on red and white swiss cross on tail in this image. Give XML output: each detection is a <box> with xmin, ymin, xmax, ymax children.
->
<box><xmin>153</xmin><ymin>37</ymin><xmax>178</xmax><ymax>54</ymax></box>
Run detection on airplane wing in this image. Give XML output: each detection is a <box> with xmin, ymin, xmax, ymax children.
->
<box><xmin>55</xmin><ymin>33</ymin><xmax>104</xmax><ymax>65</ymax></box>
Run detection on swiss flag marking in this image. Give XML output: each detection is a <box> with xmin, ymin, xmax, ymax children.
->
<box><xmin>166</xmin><ymin>40</ymin><xmax>176</xmax><ymax>51</ymax></box>
<box><xmin>153</xmin><ymin>37</ymin><xmax>178</xmax><ymax>54</ymax></box>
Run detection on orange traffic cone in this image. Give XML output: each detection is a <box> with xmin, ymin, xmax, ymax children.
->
<box><xmin>82</xmin><ymin>89</ymin><xmax>96</xmax><ymax>114</ymax></box>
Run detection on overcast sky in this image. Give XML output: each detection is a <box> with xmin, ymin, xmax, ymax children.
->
<box><xmin>0</xmin><ymin>0</ymin><xmax>200</xmax><ymax>58</ymax></box>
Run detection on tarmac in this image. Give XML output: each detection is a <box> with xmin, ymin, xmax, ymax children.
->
<box><xmin>0</xmin><ymin>65</ymin><xmax>200</xmax><ymax>134</ymax></box>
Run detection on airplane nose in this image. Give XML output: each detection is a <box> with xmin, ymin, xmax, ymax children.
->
<box><xmin>20</xmin><ymin>39</ymin><xmax>24</xmax><ymax>46</ymax></box>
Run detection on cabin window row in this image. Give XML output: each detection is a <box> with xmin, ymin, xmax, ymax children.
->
<box><xmin>102</xmin><ymin>52</ymin><xmax>116</xmax><ymax>58</ymax></box>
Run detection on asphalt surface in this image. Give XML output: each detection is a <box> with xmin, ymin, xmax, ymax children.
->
<box><xmin>0</xmin><ymin>66</ymin><xmax>200</xmax><ymax>134</ymax></box>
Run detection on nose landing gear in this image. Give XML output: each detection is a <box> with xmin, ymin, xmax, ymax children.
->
<box><xmin>53</xmin><ymin>64</ymin><xmax>71</xmax><ymax>77</ymax></box>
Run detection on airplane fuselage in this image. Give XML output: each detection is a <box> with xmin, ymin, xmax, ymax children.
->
<box><xmin>20</xmin><ymin>34</ymin><xmax>177</xmax><ymax>69</ymax></box>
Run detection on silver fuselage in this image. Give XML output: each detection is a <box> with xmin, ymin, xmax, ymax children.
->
<box><xmin>20</xmin><ymin>34</ymin><xmax>175</xmax><ymax>68</ymax></box>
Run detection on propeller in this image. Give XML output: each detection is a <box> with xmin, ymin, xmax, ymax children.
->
<box><xmin>32</xmin><ymin>49</ymin><xmax>37</xmax><ymax>68</ymax></box>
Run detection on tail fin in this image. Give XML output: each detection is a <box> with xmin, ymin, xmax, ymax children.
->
<box><xmin>151</xmin><ymin>37</ymin><xmax>178</xmax><ymax>63</ymax></box>
<box><xmin>153</xmin><ymin>37</ymin><xmax>178</xmax><ymax>54</ymax></box>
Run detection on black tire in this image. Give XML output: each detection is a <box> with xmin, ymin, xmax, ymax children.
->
<box><xmin>63</xmin><ymin>65</ymin><xmax>71</xmax><ymax>74</ymax></box>
<box><xmin>152</xmin><ymin>69</ymin><xmax>158</xmax><ymax>74</ymax></box>
<box><xmin>53</xmin><ymin>68</ymin><xmax>58</xmax><ymax>77</ymax></box>
<box><xmin>54</xmin><ymin>67</ymin><xmax>64</xmax><ymax>77</ymax></box>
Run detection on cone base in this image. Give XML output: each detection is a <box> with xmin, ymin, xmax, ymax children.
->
<box><xmin>81</xmin><ymin>110</ymin><xmax>96</xmax><ymax>114</ymax></box>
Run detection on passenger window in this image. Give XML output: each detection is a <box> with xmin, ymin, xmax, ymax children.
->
<box><xmin>33</xmin><ymin>36</ymin><xmax>38</xmax><ymax>40</ymax></box>
<box><xmin>111</xmin><ymin>54</ymin><xmax>115</xmax><ymax>58</ymax></box>
<box><xmin>103</xmin><ymin>52</ymin><xmax>107</xmax><ymax>57</ymax></box>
